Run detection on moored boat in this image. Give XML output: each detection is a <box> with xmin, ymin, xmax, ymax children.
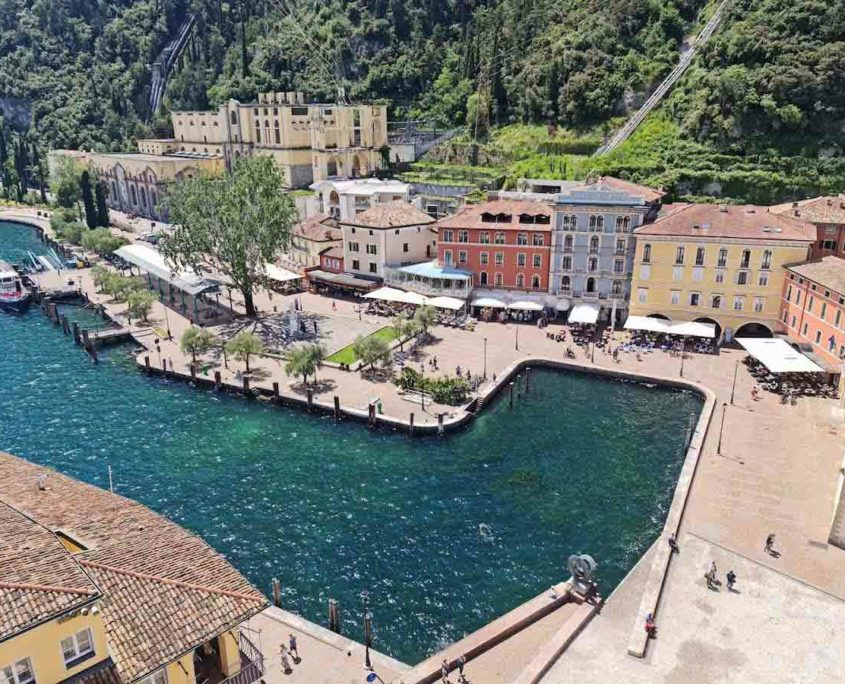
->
<box><xmin>0</xmin><ymin>260</ymin><xmax>32</xmax><ymax>313</ymax></box>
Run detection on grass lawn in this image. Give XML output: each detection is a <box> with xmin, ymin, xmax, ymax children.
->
<box><xmin>326</xmin><ymin>326</ymin><xmax>398</xmax><ymax>365</ymax></box>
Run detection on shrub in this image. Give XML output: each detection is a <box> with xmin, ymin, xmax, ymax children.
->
<box><xmin>393</xmin><ymin>367</ymin><xmax>470</xmax><ymax>405</ymax></box>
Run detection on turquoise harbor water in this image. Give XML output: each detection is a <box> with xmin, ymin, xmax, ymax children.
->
<box><xmin>0</xmin><ymin>221</ymin><xmax>701</xmax><ymax>663</ymax></box>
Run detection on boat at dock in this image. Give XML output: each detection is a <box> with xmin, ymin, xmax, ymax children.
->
<box><xmin>0</xmin><ymin>260</ymin><xmax>32</xmax><ymax>313</ymax></box>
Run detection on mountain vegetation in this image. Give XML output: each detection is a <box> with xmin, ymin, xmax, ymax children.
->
<box><xmin>0</xmin><ymin>0</ymin><xmax>840</xmax><ymax>201</ymax></box>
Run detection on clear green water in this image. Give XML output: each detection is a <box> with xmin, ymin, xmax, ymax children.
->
<box><xmin>0</xmin><ymin>221</ymin><xmax>702</xmax><ymax>663</ymax></box>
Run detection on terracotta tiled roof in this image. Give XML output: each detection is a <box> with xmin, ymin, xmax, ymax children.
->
<box><xmin>786</xmin><ymin>256</ymin><xmax>845</xmax><ymax>295</ymax></box>
<box><xmin>0</xmin><ymin>453</ymin><xmax>268</xmax><ymax>682</ymax></box>
<box><xmin>321</xmin><ymin>245</ymin><xmax>344</xmax><ymax>259</ymax></box>
<box><xmin>770</xmin><ymin>196</ymin><xmax>845</xmax><ymax>225</ymax></box>
<box><xmin>635</xmin><ymin>203</ymin><xmax>816</xmax><ymax>242</ymax></box>
<box><xmin>293</xmin><ymin>213</ymin><xmax>341</xmax><ymax>242</ymax></box>
<box><xmin>435</xmin><ymin>200</ymin><xmax>554</xmax><ymax>231</ymax></box>
<box><xmin>342</xmin><ymin>200</ymin><xmax>436</xmax><ymax>229</ymax></box>
<box><xmin>580</xmin><ymin>176</ymin><xmax>666</xmax><ymax>203</ymax></box>
<box><xmin>0</xmin><ymin>502</ymin><xmax>100</xmax><ymax>641</ymax></box>
<box><xmin>74</xmin><ymin>659</ymin><xmax>122</xmax><ymax>684</ymax></box>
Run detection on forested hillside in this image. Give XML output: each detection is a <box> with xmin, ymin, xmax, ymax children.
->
<box><xmin>0</xmin><ymin>0</ymin><xmax>842</xmax><ymax>201</ymax></box>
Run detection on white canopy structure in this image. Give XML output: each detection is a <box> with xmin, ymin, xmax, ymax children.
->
<box><xmin>264</xmin><ymin>264</ymin><xmax>302</xmax><ymax>283</ymax></box>
<box><xmin>472</xmin><ymin>294</ymin><xmax>508</xmax><ymax>308</ymax></box>
<box><xmin>115</xmin><ymin>243</ymin><xmax>217</xmax><ymax>296</ymax></box>
<box><xmin>736</xmin><ymin>338</ymin><xmax>824</xmax><ymax>374</ymax></box>
<box><xmin>364</xmin><ymin>286</ymin><xmax>427</xmax><ymax>306</ymax></box>
<box><xmin>427</xmin><ymin>296</ymin><xmax>465</xmax><ymax>311</ymax></box>
<box><xmin>569</xmin><ymin>302</ymin><xmax>600</xmax><ymax>325</ymax></box>
<box><xmin>624</xmin><ymin>315</ymin><xmax>669</xmax><ymax>334</ymax></box>
<box><xmin>508</xmin><ymin>297</ymin><xmax>544</xmax><ymax>311</ymax></box>
<box><xmin>624</xmin><ymin>316</ymin><xmax>717</xmax><ymax>339</ymax></box>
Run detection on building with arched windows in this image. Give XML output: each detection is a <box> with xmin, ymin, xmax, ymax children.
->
<box><xmin>549</xmin><ymin>176</ymin><xmax>665</xmax><ymax>325</ymax></box>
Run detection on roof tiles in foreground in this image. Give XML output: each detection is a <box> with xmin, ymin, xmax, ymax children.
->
<box><xmin>636</xmin><ymin>203</ymin><xmax>817</xmax><ymax>242</ymax></box>
<box><xmin>0</xmin><ymin>452</ymin><xmax>268</xmax><ymax>683</ymax></box>
<box><xmin>342</xmin><ymin>200</ymin><xmax>436</xmax><ymax>229</ymax></box>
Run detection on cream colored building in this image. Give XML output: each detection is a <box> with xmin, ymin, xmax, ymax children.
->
<box><xmin>48</xmin><ymin>149</ymin><xmax>223</xmax><ymax>222</ymax></box>
<box><xmin>629</xmin><ymin>203</ymin><xmax>815</xmax><ymax>340</ymax></box>
<box><xmin>145</xmin><ymin>91</ymin><xmax>388</xmax><ymax>189</ymax></box>
<box><xmin>341</xmin><ymin>200</ymin><xmax>437</xmax><ymax>279</ymax></box>
<box><xmin>289</xmin><ymin>213</ymin><xmax>341</xmax><ymax>268</ymax></box>
<box><xmin>310</xmin><ymin>178</ymin><xmax>410</xmax><ymax>221</ymax></box>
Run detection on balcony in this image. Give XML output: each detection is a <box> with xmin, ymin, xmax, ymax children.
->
<box><xmin>194</xmin><ymin>633</ymin><xmax>263</xmax><ymax>684</ymax></box>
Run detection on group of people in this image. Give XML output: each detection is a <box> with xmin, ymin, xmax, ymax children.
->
<box><xmin>278</xmin><ymin>633</ymin><xmax>300</xmax><ymax>674</ymax></box>
<box><xmin>441</xmin><ymin>654</ymin><xmax>469</xmax><ymax>683</ymax></box>
<box><xmin>744</xmin><ymin>355</ymin><xmax>838</xmax><ymax>400</ymax></box>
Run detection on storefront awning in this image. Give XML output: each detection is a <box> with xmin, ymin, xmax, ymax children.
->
<box><xmin>265</xmin><ymin>264</ymin><xmax>302</xmax><ymax>282</ymax></box>
<box><xmin>569</xmin><ymin>302</ymin><xmax>600</xmax><ymax>324</ymax></box>
<box><xmin>508</xmin><ymin>298</ymin><xmax>544</xmax><ymax>311</ymax></box>
<box><xmin>736</xmin><ymin>337</ymin><xmax>824</xmax><ymax>373</ymax></box>
<box><xmin>624</xmin><ymin>315</ymin><xmax>669</xmax><ymax>334</ymax></box>
<box><xmin>472</xmin><ymin>294</ymin><xmax>508</xmax><ymax>308</ymax></box>
<box><xmin>364</xmin><ymin>286</ymin><xmax>427</xmax><ymax>305</ymax></box>
<box><xmin>669</xmin><ymin>321</ymin><xmax>716</xmax><ymax>338</ymax></box>
<box><xmin>115</xmin><ymin>243</ymin><xmax>218</xmax><ymax>296</ymax></box>
<box><xmin>555</xmin><ymin>299</ymin><xmax>571</xmax><ymax>312</ymax></box>
<box><xmin>427</xmin><ymin>296</ymin><xmax>466</xmax><ymax>311</ymax></box>
<box><xmin>308</xmin><ymin>269</ymin><xmax>378</xmax><ymax>291</ymax></box>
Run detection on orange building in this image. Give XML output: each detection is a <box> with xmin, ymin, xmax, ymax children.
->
<box><xmin>771</xmin><ymin>195</ymin><xmax>845</xmax><ymax>261</ymax></box>
<box><xmin>436</xmin><ymin>201</ymin><xmax>553</xmax><ymax>293</ymax></box>
<box><xmin>780</xmin><ymin>256</ymin><xmax>845</xmax><ymax>371</ymax></box>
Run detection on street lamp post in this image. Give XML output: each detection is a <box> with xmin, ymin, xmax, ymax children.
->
<box><xmin>483</xmin><ymin>337</ymin><xmax>488</xmax><ymax>380</ymax></box>
<box><xmin>730</xmin><ymin>360</ymin><xmax>739</xmax><ymax>405</ymax></box>
<box><xmin>360</xmin><ymin>590</ymin><xmax>372</xmax><ymax>670</ymax></box>
<box><xmin>680</xmin><ymin>350</ymin><xmax>685</xmax><ymax>377</ymax></box>
<box><xmin>515</xmin><ymin>323</ymin><xmax>519</xmax><ymax>351</ymax></box>
<box><xmin>717</xmin><ymin>402</ymin><xmax>727</xmax><ymax>455</ymax></box>
<box><xmin>163</xmin><ymin>303</ymin><xmax>172</xmax><ymax>340</ymax></box>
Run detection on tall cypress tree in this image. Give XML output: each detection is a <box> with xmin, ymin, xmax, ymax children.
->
<box><xmin>94</xmin><ymin>181</ymin><xmax>110</xmax><ymax>227</ymax></box>
<box><xmin>80</xmin><ymin>170</ymin><xmax>97</xmax><ymax>229</ymax></box>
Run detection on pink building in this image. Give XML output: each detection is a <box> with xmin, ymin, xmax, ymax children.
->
<box><xmin>771</xmin><ymin>196</ymin><xmax>845</xmax><ymax>261</ymax></box>
<box><xmin>780</xmin><ymin>256</ymin><xmax>845</xmax><ymax>370</ymax></box>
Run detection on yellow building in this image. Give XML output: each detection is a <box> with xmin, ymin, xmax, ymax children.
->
<box><xmin>0</xmin><ymin>452</ymin><xmax>268</xmax><ymax>684</ymax></box>
<box><xmin>144</xmin><ymin>91</ymin><xmax>388</xmax><ymax>189</ymax></box>
<box><xmin>629</xmin><ymin>204</ymin><xmax>815</xmax><ymax>340</ymax></box>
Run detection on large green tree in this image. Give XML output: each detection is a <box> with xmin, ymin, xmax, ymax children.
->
<box><xmin>80</xmin><ymin>170</ymin><xmax>97</xmax><ymax>229</ymax></box>
<box><xmin>161</xmin><ymin>155</ymin><xmax>297</xmax><ymax>317</ymax></box>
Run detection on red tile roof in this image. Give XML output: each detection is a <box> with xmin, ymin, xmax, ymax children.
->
<box><xmin>635</xmin><ymin>203</ymin><xmax>816</xmax><ymax>242</ymax></box>
<box><xmin>770</xmin><ymin>196</ymin><xmax>845</xmax><ymax>225</ymax></box>
<box><xmin>435</xmin><ymin>200</ymin><xmax>554</xmax><ymax>231</ymax></box>
<box><xmin>577</xmin><ymin>176</ymin><xmax>665</xmax><ymax>203</ymax></box>
<box><xmin>0</xmin><ymin>453</ymin><xmax>268</xmax><ymax>682</ymax></box>
<box><xmin>320</xmin><ymin>245</ymin><xmax>344</xmax><ymax>259</ymax></box>
<box><xmin>292</xmin><ymin>213</ymin><xmax>341</xmax><ymax>242</ymax></box>
<box><xmin>785</xmin><ymin>256</ymin><xmax>845</xmax><ymax>295</ymax></box>
<box><xmin>342</xmin><ymin>200</ymin><xmax>436</xmax><ymax>229</ymax></box>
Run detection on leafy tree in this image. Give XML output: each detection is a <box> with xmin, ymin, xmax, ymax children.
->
<box><xmin>412</xmin><ymin>304</ymin><xmax>436</xmax><ymax>337</ymax></box>
<box><xmin>126</xmin><ymin>289</ymin><xmax>156</xmax><ymax>322</ymax></box>
<box><xmin>94</xmin><ymin>181</ymin><xmax>110</xmax><ymax>227</ymax></box>
<box><xmin>161</xmin><ymin>156</ymin><xmax>297</xmax><ymax>317</ymax></box>
<box><xmin>391</xmin><ymin>313</ymin><xmax>418</xmax><ymax>351</ymax></box>
<box><xmin>49</xmin><ymin>156</ymin><xmax>82</xmax><ymax>210</ymax></box>
<box><xmin>353</xmin><ymin>334</ymin><xmax>392</xmax><ymax>371</ymax></box>
<box><xmin>81</xmin><ymin>228</ymin><xmax>127</xmax><ymax>255</ymax></box>
<box><xmin>80</xmin><ymin>170</ymin><xmax>97</xmax><ymax>229</ymax></box>
<box><xmin>180</xmin><ymin>327</ymin><xmax>216</xmax><ymax>365</ymax></box>
<box><xmin>225</xmin><ymin>331</ymin><xmax>265</xmax><ymax>373</ymax></box>
<box><xmin>285</xmin><ymin>343</ymin><xmax>326</xmax><ymax>384</ymax></box>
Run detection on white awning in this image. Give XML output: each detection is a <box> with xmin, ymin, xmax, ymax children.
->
<box><xmin>472</xmin><ymin>294</ymin><xmax>508</xmax><ymax>308</ymax></box>
<box><xmin>555</xmin><ymin>299</ymin><xmax>571</xmax><ymax>312</ymax></box>
<box><xmin>265</xmin><ymin>263</ymin><xmax>302</xmax><ymax>282</ymax></box>
<box><xmin>736</xmin><ymin>337</ymin><xmax>824</xmax><ymax>373</ymax></box>
<box><xmin>668</xmin><ymin>321</ymin><xmax>716</xmax><ymax>338</ymax></box>
<box><xmin>624</xmin><ymin>315</ymin><xmax>669</xmax><ymax>333</ymax></box>
<box><xmin>427</xmin><ymin>296</ymin><xmax>465</xmax><ymax>311</ymax></box>
<box><xmin>115</xmin><ymin>243</ymin><xmax>217</xmax><ymax>296</ymax></box>
<box><xmin>364</xmin><ymin>286</ymin><xmax>427</xmax><ymax>305</ymax></box>
<box><xmin>508</xmin><ymin>298</ymin><xmax>545</xmax><ymax>311</ymax></box>
<box><xmin>569</xmin><ymin>302</ymin><xmax>600</xmax><ymax>324</ymax></box>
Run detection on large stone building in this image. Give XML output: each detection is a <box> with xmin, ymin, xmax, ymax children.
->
<box><xmin>147</xmin><ymin>91</ymin><xmax>388</xmax><ymax>188</ymax></box>
<box><xmin>0</xmin><ymin>451</ymin><xmax>267</xmax><ymax>684</ymax></box>
<box><xmin>770</xmin><ymin>195</ymin><xmax>845</xmax><ymax>261</ymax></box>
<box><xmin>48</xmin><ymin>149</ymin><xmax>223</xmax><ymax>223</ymax></box>
<box><xmin>629</xmin><ymin>203</ymin><xmax>816</xmax><ymax>340</ymax></box>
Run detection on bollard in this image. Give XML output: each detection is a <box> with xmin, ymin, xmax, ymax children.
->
<box><xmin>144</xmin><ymin>356</ymin><xmax>151</xmax><ymax>372</ymax></box>
<box><xmin>509</xmin><ymin>381</ymin><xmax>514</xmax><ymax>408</ymax></box>
<box><xmin>162</xmin><ymin>358</ymin><xmax>167</xmax><ymax>375</ymax></box>
<box><xmin>368</xmin><ymin>403</ymin><xmax>375</xmax><ymax>427</ymax></box>
<box><xmin>273</xmin><ymin>381</ymin><xmax>280</xmax><ymax>399</ymax></box>
<box><xmin>333</xmin><ymin>395</ymin><xmax>341</xmax><ymax>421</ymax></box>
<box><xmin>242</xmin><ymin>375</ymin><xmax>250</xmax><ymax>396</ymax></box>
<box><xmin>409</xmin><ymin>412</ymin><xmax>415</xmax><ymax>435</ymax></box>
<box><xmin>271</xmin><ymin>579</ymin><xmax>281</xmax><ymax>608</ymax></box>
<box><xmin>437</xmin><ymin>413</ymin><xmax>444</xmax><ymax>436</ymax></box>
<box><xmin>329</xmin><ymin>598</ymin><xmax>340</xmax><ymax>633</ymax></box>
<box><xmin>214</xmin><ymin>370</ymin><xmax>221</xmax><ymax>389</ymax></box>
<box><xmin>72</xmin><ymin>322</ymin><xmax>81</xmax><ymax>345</ymax></box>
<box><xmin>307</xmin><ymin>388</ymin><xmax>314</xmax><ymax>410</ymax></box>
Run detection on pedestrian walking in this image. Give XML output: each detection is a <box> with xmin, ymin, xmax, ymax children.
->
<box><xmin>456</xmin><ymin>654</ymin><xmax>467</xmax><ymax>682</ymax></box>
<box><xmin>726</xmin><ymin>570</ymin><xmax>737</xmax><ymax>592</ymax></box>
<box><xmin>644</xmin><ymin>612</ymin><xmax>657</xmax><ymax>639</ymax></box>
<box><xmin>764</xmin><ymin>533</ymin><xmax>776</xmax><ymax>555</ymax></box>
<box><xmin>288</xmin><ymin>633</ymin><xmax>299</xmax><ymax>659</ymax></box>
<box><xmin>705</xmin><ymin>560</ymin><xmax>718</xmax><ymax>589</ymax></box>
<box><xmin>668</xmin><ymin>533</ymin><xmax>679</xmax><ymax>554</ymax></box>
<box><xmin>313</xmin><ymin>320</ymin><xmax>318</xmax><ymax>334</ymax></box>
<box><xmin>441</xmin><ymin>658</ymin><xmax>450</xmax><ymax>683</ymax></box>
<box><xmin>332</xmin><ymin>300</ymin><xmax>337</xmax><ymax>311</ymax></box>
<box><xmin>279</xmin><ymin>644</ymin><xmax>291</xmax><ymax>673</ymax></box>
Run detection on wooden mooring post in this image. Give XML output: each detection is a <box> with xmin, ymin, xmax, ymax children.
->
<box><xmin>333</xmin><ymin>395</ymin><xmax>341</xmax><ymax>421</ymax></box>
<box><xmin>328</xmin><ymin>599</ymin><xmax>340</xmax><ymax>633</ymax></box>
<box><xmin>516</xmin><ymin>374</ymin><xmax>522</xmax><ymax>398</ymax></box>
<box><xmin>437</xmin><ymin>413</ymin><xmax>444</xmax><ymax>435</ymax></box>
<box><xmin>525</xmin><ymin>367</ymin><xmax>531</xmax><ymax>394</ymax></box>
<box><xmin>242</xmin><ymin>375</ymin><xmax>250</xmax><ymax>396</ymax></box>
<box><xmin>214</xmin><ymin>370</ymin><xmax>221</xmax><ymax>389</ymax></box>
<box><xmin>190</xmin><ymin>364</ymin><xmax>197</xmax><ymax>383</ymax></box>
<box><xmin>509</xmin><ymin>381</ymin><xmax>515</xmax><ymax>408</ymax></box>
<box><xmin>273</xmin><ymin>381</ymin><xmax>280</xmax><ymax>399</ymax></box>
<box><xmin>72</xmin><ymin>322</ymin><xmax>80</xmax><ymax>345</ymax></box>
<box><xmin>144</xmin><ymin>356</ymin><xmax>151</xmax><ymax>372</ymax></box>
<box><xmin>60</xmin><ymin>314</ymin><xmax>69</xmax><ymax>336</ymax></box>
<box><xmin>409</xmin><ymin>412</ymin><xmax>414</xmax><ymax>435</ymax></box>
<box><xmin>271</xmin><ymin>579</ymin><xmax>281</xmax><ymax>607</ymax></box>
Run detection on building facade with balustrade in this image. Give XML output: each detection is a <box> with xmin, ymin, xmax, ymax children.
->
<box><xmin>549</xmin><ymin>177</ymin><xmax>664</xmax><ymax>324</ymax></box>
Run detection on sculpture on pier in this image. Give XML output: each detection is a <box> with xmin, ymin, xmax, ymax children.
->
<box><xmin>567</xmin><ymin>553</ymin><xmax>597</xmax><ymax>596</ymax></box>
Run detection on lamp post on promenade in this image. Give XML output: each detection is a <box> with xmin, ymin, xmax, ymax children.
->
<box><xmin>730</xmin><ymin>360</ymin><xmax>739</xmax><ymax>405</ymax></box>
<box><xmin>360</xmin><ymin>590</ymin><xmax>373</xmax><ymax>670</ymax></box>
<box><xmin>680</xmin><ymin>349</ymin><xmax>685</xmax><ymax>377</ymax></box>
<box><xmin>483</xmin><ymin>337</ymin><xmax>488</xmax><ymax>379</ymax></box>
<box><xmin>515</xmin><ymin>324</ymin><xmax>519</xmax><ymax>351</ymax></box>
<box><xmin>717</xmin><ymin>402</ymin><xmax>727</xmax><ymax>455</ymax></box>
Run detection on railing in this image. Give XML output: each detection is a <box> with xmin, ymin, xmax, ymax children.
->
<box><xmin>216</xmin><ymin>633</ymin><xmax>263</xmax><ymax>684</ymax></box>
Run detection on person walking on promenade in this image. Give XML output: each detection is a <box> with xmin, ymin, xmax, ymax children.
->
<box><xmin>288</xmin><ymin>633</ymin><xmax>299</xmax><ymax>659</ymax></box>
<box><xmin>441</xmin><ymin>658</ymin><xmax>451</xmax><ymax>683</ymax></box>
<box><xmin>726</xmin><ymin>570</ymin><xmax>737</xmax><ymax>592</ymax></box>
<box><xmin>705</xmin><ymin>560</ymin><xmax>718</xmax><ymax>589</ymax></box>
<box><xmin>668</xmin><ymin>533</ymin><xmax>679</xmax><ymax>554</ymax></box>
<box><xmin>456</xmin><ymin>654</ymin><xmax>467</xmax><ymax>682</ymax></box>
<box><xmin>765</xmin><ymin>533</ymin><xmax>776</xmax><ymax>556</ymax></box>
<box><xmin>279</xmin><ymin>644</ymin><xmax>291</xmax><ymax>673</ymax></box>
